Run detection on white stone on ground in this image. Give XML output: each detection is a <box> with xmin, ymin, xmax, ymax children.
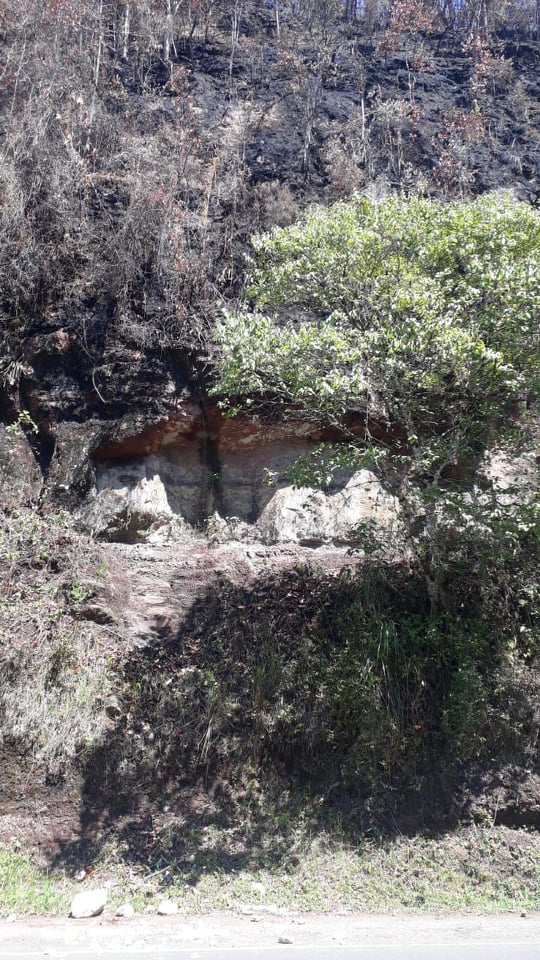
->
<box><xmin>157</xmin><ymin>899</ymin><xmax>178</xmax><ymax>916</ymax></box>
<box><xmin>115</xmin><ymin>903</ymin><xmax>135</xmax><ymax>918</ymax></box>
<box><xmin>69</xmin><ymin>888</ymin><xmax>108</xmax><ymax>919</ymax></box>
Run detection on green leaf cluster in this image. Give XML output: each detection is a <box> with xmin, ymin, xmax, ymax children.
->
<box><xmin>215</xmin><ymin>192</ymin><xmax>539</xmax><ymax>476</ymax></box>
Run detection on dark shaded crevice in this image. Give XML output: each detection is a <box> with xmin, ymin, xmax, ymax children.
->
<box><xmin>168</xmin><ymin>347</ymin><xmax>198</xmax><ymax>397</ymax></box>
<box><xmin>18</xmin><ymin>380</ymin><xmax>58</xmax><ymax>477</ymax></box>
<box><xmin>198</xmin><ymin>396</ymin><xmax>225</xmax><ymax>523</ymax></box>
<box><xmin>35</xmin><ymin>431</ymin><xmax>57</xmax><ymax>475</ymax></box>
<box><xmin>0</xmin><ymin>385</ymin><xmax>18</xmax><ymax>423</ymax></box>
<box><xmin>170</xmin><ymin>347</ymin><xmax>227</xmax><ymax>525</ymax></box>
<box><xmin>16</xmin><ymin>427</ymin><xmax>58</xmax><ymax>487</ymax></box>
<box><xmin>491</xmin><ymin>808</ymin><xmax>540</xmax><ymax>828</ymax></box>
<box><xmin>0</xmin><ymin>379</ymin><xmax>56</xmax><ymax>481</ymax></box>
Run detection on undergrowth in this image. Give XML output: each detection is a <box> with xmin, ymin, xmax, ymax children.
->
<box><xmin>76</xmin><ymin>549</ymin><xmax>540</xmax><ymax>831</ymax></box>
<box><xmin>0</xmin><ymin>509</ymin><xmax>115</xmax><ymax>772</ymax></box>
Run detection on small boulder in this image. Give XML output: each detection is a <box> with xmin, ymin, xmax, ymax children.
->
<box><xmin>157</xmin><ymin>899</ymin><xmax>178</xmax><ymax>916</ymax></box>
<box><xmin>116</xmin><ymin>903</ymin><xmax>135</xmax><ymax>919</ymax></box>
<box><xmin>69</xmin><ymin>888</ymin><xmax>108</xmax><ymax>919</ymax></box>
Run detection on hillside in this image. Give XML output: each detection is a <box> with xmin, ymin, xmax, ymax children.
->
<box><xmin>0</xmin><ymin>1</ymin><xmax>539</xmax><ymax>916</ymax></box>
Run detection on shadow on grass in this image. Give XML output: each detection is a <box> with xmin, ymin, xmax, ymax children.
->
<box><xmin>50</xmin><ymin>564</ymin><xmax>539</xmax><ymax>884</ymax></box>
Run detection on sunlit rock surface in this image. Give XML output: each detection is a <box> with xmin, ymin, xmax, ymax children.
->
<box><xmin>79</xmin><ymin>409</ymin><xmax>400</xmax><ymax>545</ymax></box>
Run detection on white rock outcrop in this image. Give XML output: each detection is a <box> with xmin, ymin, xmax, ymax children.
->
<box><xmin>256</xmin><ymin>470</ymin><xmax>400</xmax><ymax>545</ymax></box>
<box><xmin>83</xmin><ymin>473</ymin><xmax>173</xmax><ymax>541</ymax></box>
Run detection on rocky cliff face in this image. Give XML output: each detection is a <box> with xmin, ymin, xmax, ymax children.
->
<box><xmin>2</xmin><ymin>312</ymin><xmax>401</xmax><ymax>549</ymax></box>
<box><xmin>83</xmin><ymin>405</ymin><xmax>400</xmax><ymax>546</ymax></box>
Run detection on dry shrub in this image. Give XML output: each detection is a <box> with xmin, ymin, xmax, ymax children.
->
<box><xmin>0</xmin><ymin>509</ymin><xmax>115</xmax><ymax>773</ymax></box>
<box><xmin>322</xmin><ymin>140</ymin><xmax>369</xmax><ymax>199</ymax></box>
<box><xmin>253</xmin><ymin>180</ymin><xmax>299</xmax><ymax>230</ymax></box>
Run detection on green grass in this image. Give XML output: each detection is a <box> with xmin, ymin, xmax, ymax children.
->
<box><xmin>1</xmin><ymin>825</ymin><xmax>539</xmax><ymax>917</ymax></box>
<box><xmin>176</xmin><ymin>827</ymin><xmax>540</xmax><ymax>914</ymax></box>
<box><xmin>0</xmin><ymin>847</ymin><xmax>72</xmax><ymax>916</ymax></box>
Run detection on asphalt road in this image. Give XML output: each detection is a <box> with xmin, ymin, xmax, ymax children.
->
<box><xmin>3</xmin><ymin>944</ymin><xmax>540</xmax><ymax>960</ymax></box>
<box><xmin>2</xmin><ymin>913</ymin><xmax>540</xmax><ymax>960</ymax></box>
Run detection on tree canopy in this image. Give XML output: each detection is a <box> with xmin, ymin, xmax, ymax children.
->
<box><xmin>215</xmin><ymin>191</ymin><xmax>540</xmax><ymax>478</ymax></box>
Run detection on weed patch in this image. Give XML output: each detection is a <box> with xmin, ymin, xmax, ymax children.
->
<box><xmin>2</xmin><ymin>825</ymin><xmax>539</xmax><ymax>916</ymax></box>
<box><xmin>0</xmin><ymin>510</ymin><xmax>116</xmax><ymax>772</ymax></box>
<box><xmin>83</xmin><ymin>563</ymin><xmax>539</xmax><ymax>823</ymax></box>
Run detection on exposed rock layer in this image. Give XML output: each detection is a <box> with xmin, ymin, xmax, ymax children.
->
<box><xmin>81</xmin><ymin>406</ymin><xmax>400</xmax><ymax>545</ymax></box>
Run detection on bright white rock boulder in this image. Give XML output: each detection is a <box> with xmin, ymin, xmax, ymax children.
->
<box><xmin>69</xmin><ymin>888</ymin><xmax>108</xmax><ymax>919</ymax></box>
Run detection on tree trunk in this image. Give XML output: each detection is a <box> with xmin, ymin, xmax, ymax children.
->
<box><xmin>229</xmin><ymin>1</ymin><xmax>242</xmax><ymax>80</ymax></box>
<box><xmin>164</xmin><ymin>0</ymin><xmax>173</xmax><ymax>62</ymax></box>
<box><xmin>90</xmin><ymin>0</ymin><xmax>104</xmax><ymax>126</ymax></box>
<box><xmin>122</xmin><ymin>2</ymin><xmax>131</xmax><ymax>60</ymax></box>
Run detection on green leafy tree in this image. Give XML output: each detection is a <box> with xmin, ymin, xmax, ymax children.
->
<box><xmin>214</xmin><ymin>191</ymin><xmax>539</xmax><ymax>480</ymax></box>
